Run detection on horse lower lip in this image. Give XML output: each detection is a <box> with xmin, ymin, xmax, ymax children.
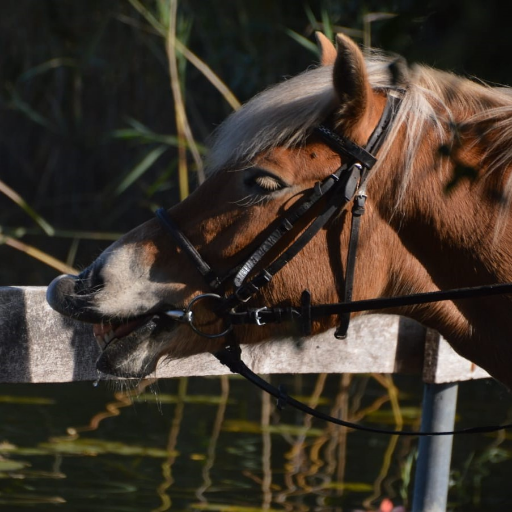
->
<box><xmin>95</xmin><ymin>316</ymin><xmax>176</xmax><ymax>378</ymax></box>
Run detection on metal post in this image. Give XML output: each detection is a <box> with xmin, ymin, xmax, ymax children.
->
<box><xmin>412</xmin><ymin>382</ymin><xmax>459</xmax><ymax>512</ymax></box>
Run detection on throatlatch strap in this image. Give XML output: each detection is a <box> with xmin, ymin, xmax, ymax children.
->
<box><xmin>335</xmin><ymin>192</ymin><xmax>366</xmax><ymax>338</ymax></box>
<box><xmin>333</xmin><ymin>93</ymin><xmax>401</xmax><ymax>337</ymax></box>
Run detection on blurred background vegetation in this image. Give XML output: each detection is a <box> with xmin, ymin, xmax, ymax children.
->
<box><xmin>1</xmin><ymin>0</ymin><xmax>511</xmax><ymax>285</ymax></box>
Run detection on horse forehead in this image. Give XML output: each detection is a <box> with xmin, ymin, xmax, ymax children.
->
<box><xmin>254</xmin><ymin>143</ymin><xmax>340</xmax><ymax>179</ymax></box>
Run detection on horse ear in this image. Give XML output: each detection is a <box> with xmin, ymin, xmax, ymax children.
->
<box><xmin>332</xmin><ymin>33</ymin><xmax>372</xmax><ymax>129</ymax></box>
<box><xmin>315</xmin><ymin>32</ymin><xmax>337</xmax><ymax>66</ymax></box>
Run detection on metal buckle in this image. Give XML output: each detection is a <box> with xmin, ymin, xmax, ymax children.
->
<box><xmin>164</xmin><ymin>293</ymin><xmax>232</xmax><ymax>339</ymax></box>
<box><xmin>253</xmin><ymin>307</ymin><xmax>268</xmax><ymax>326</ymax></box>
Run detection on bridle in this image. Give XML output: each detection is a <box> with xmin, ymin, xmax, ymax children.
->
<box><xmin>157</xmin><ymin>92</ymin><xmax>401</xmax><ymax>335</ymax></box>
<box><xmin>155</xmin><ymin>91</ymin><xmax>512</xmax><ymax>436</ymax></box>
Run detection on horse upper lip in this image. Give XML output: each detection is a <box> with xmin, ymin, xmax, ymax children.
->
<box><xmin>47</xmin><ymin>273</ymin><xmax>178</xmax><ymax>325</ymax></box>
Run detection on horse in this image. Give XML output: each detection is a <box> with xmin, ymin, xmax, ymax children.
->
<box><xmin>47</xmin><ymin>33</ymin><xmax>512</xmax><ymax>388</ymax></box>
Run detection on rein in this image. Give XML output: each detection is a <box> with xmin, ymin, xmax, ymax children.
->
<box><xmin>155</xmin><ymin>92</ymin><xmax>512</xmax><ymax>436</ymax></box>
<box><xmin>213</xmin><ymin>343</ymin><xmax>512</xmax><ymax>437</ymax></box>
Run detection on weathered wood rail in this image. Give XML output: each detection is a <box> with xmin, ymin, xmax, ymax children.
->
<box><xmin>0</xmin><ymin>285</ymin><xmax>493</xmax><ymax>512</ymax></box>
<box><xmin>0</xmin><ymin>286</ymin><xmax>489</xmax><ymax>384</ymax></box>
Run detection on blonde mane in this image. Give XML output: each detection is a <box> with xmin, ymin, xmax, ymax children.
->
<box><xmin>207</xmin><ymin>53</ymin><xmax>512</xmax><ymax>198</ymax></box>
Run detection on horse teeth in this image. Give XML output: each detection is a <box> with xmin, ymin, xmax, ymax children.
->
<box><xmin>94</xmin><ymin>330</ymin><xmax>116</xmax><ymax>349</ymax></box>
<box><xmin>103</xmin><ymin>331</ymin><xmax>115</xmax><ymax>344</ymax></box>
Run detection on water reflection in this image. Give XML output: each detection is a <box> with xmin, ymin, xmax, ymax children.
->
<box><xmin>0</xmin><ymin>375</ymin><xmax>511</xmax><ymax>511</ymax></box>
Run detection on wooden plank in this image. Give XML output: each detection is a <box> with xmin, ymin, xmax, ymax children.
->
<box><xmin>422</xmin><ymin>329</ymin><xmax>489</xmax><ymax>384</ymax></box>
<box><xmin>0</xmin><ymin>286</ymin><xmax>489</xmax><ymax>384</ymax></box>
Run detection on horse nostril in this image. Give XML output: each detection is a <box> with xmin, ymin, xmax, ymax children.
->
<box><xmin>46</xmin><ymin>273</ymin><xmax>108</xmax><ymax>323</ymax></box>
<box><xmin>76</xmin><ymin>264</ymin><xmax>105</xmax><ymax>295</ymax></box>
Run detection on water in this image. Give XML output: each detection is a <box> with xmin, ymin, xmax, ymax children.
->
<box><xmin>1</xmin><ymin>374</ymin><xmax>512</xmax><ymax>511</ymax></box>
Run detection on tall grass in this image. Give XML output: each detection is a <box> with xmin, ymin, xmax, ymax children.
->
<box><xmin>0</xmin><ymin>0</ymin><xmax>242</xmax><ymax>281</ymax></box>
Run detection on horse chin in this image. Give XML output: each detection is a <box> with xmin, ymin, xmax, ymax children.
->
<box><xmin>94</xmin><ymin>316</ymin><xmax>223</xmax><ymax>378</ymax></box>
<box><xmin>95</xmin><ymin>317</ymin><xmax>175</xmax><ymax>378</ymax></box>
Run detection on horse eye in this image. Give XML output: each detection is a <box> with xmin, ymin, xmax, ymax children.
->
<box><xmin>253</xmin><ymin>174</ymin><xmax>284</xmax><ymax>192</ymax></box>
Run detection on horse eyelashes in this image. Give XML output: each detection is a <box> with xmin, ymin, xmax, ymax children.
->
<box><xmin>254</xmin><ymin>175</ymin><xmax>283</xmax><ymax>192</ymax></box>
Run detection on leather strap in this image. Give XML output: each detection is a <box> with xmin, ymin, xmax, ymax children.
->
<box><xmin>213</xmin><ymin>343</ymin><xmax>512</xmax><ymax>436</ymax></box>
<box><xmin>327</xmin><ymin>94</ymin><xmax>402</xmax><ymax>337</ymax></box>
<box><xmin>228</xmin><ymin>281</ymin><xmax>512</xmax><ymax>327</ymax></box>
<box><xmin>224</xmin><ymin>164</ymin><xmax>362</xmax><ymax>309</ymax></box>
<box><xmin>316</xmin><ymin>125</ymin><xmax>376</xmax><ymax>169</ymax></box>
<box><xmin>155</xmin><ymin>208</ymin><xmax>221</xmax><ymax>290</ymax></box>
<box><xmin>335</xmin><ymin>191</ymin><xmax>366</xmax><ymax>338</ymax></box>
<box><xmin>232</xmin><ymin>170</ymin><xmax>345</xmax><ymax>288</ymax></box>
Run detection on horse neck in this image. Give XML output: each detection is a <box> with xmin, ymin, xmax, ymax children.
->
<box><xmin>387</xmin><ymin>131</ymin><xmax>512</xmax><ymax>286</ymax></box>
<box><xmin>366</xmin><ymin>116</ymin><xmax>512</xmax><ymax>352</ymax></box>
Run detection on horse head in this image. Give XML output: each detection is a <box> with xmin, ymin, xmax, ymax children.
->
<box><xmin>47</xmin><ymin>34</ymin><xmax>512</xmax><ymax>387</ymax></box>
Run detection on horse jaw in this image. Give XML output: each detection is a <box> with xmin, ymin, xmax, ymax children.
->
<box><xmin>94</xmin><ymin>321</ymin><xmax>223</xmax><ymax>378</ymax></box>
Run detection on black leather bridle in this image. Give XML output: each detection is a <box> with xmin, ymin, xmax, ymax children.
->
<box><xmin>155</xmin><ymin>92</ymin><xmax>512</xmax><ymax>436</ymax></box>
<box><xmin>157</xmin><ymin>93</ymin><xmax>401</xmax><ymax>335</ymax></box>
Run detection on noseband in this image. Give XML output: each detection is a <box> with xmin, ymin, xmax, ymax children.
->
<box><xmin>154</xmin><ymin>91</ymin><xmax>512</xmax><ymax>436</ymax></box>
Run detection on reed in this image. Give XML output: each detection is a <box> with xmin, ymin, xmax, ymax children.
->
<box><xmin>2</xmin><ymin>1</ymin><xmax>509</xmax><ymax>286</ymax></box>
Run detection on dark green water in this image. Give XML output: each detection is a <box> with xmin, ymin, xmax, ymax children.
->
<box><xmin>1</xmin><ymin>374</ymin><xmax>512</xmax><ymax>511</ymax></box>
